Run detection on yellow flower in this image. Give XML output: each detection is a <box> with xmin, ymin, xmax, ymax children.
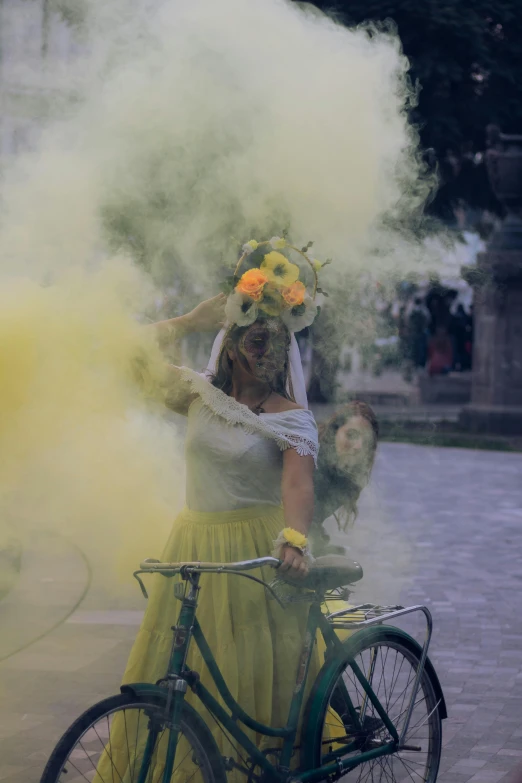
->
<box><xmin>236</xmin><ymin>268</ymin><xmax>269</xmax><ymax>301</ymax></box>
<box><xmin>258</xmin><ymin>284</ymin><xmax>284</xmax><ymax>316</ymax></box>
<box><xmin>282</xmin><ymin>527</ymin><xmax>308</xmax><ymax>549</ymax></box>
<box><xmin>311</xmin><ymin>259</ymin><xmax>322</xmax><ymax>272</ymax></box>
<box><xmin>261</xmin><ymin>251</ymin><xmax>299</xmax><ymax>286</ymax></box>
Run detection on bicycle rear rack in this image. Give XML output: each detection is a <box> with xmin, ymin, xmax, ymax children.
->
<box><xmin>326</xmin><ymin>603</ymin><xmax>434</xmax><ymax>746</ymax></box>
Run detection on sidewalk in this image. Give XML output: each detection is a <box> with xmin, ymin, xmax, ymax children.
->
<box><xmin>1</xmin><ymin>443</ymin><xmax>522</xmax><ymax>782</ymax></box>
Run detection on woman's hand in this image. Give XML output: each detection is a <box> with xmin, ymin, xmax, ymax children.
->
<box><xmin>278</xmin><ymin>545</ymin><xmax>309</xmax><ymax>579</ymax></box>
<box><xmin>186</xmin><ymin>294</ymin><xmax>226</xmax><ymax>333</ymax></box>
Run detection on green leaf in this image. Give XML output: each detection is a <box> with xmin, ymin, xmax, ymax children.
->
<box><xmin>220</xmin><ymin>275</ymin><xmax>237</xmax><ymax>295</ymax></box>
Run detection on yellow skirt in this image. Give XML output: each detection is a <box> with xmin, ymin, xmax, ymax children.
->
<box><xmin>98</xmin><ymin>504</ymin><xmax>324</xmax><ymax>781</ymax></box>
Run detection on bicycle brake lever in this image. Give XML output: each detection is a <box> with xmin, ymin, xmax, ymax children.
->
<box><xmin>133</xmin><ymin>571</ymin><xmax>149</xmax><ymax>599</ymax></box>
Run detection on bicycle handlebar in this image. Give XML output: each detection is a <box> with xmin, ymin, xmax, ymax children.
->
<box><xmin>138</xmin><ymin>556</ymin><xmax>281</xmax><ymax>574</ymax></box>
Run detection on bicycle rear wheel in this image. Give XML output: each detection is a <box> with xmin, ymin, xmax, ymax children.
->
<box><xmin>302</xmin><ymin>627</ymin><xmax>443</xmax><ymax>783</ymax></box>
<box><xmin>40</xmin><ymin>691</ymin><xmax>227</xmax><ymax>783</ymax></box>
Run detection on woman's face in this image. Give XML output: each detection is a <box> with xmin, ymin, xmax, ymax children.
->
<box><xmin>334</xmin><ymin>416</ymin><xmax>374</xmax><ymax>476</ymax></box>
<box><xmin>233</xmin><ymin>321</ymin><xmax>288</xmax><ymax>384</ymax></box>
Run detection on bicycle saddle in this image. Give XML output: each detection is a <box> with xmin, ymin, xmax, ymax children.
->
<box><xmin>284</xmin><ymin>555</ymin><xmax>363</xmax><ymax>591</ymax></box>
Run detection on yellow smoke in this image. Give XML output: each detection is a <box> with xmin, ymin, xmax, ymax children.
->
<box><xmin>0</xmin><ymin>0</ymin><xmax>439</xmax><ymax>588</ymax></box>
<box><xmin>0</xmin><ymin>262</ymin><xmax>180</xmax><ymax>580</ymax></box>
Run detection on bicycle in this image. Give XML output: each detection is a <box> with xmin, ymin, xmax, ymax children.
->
<box><xmin>40</xmin><ymin>554</ymin><xmax>447</xmax><ymax>783</ymax></box>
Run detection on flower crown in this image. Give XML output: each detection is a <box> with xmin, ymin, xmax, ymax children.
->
<box><xmin>223</xmin><ymin>235</ymin><xmax>330</xmax><ymax>332</ymax></box>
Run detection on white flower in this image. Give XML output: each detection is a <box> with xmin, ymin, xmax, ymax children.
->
<box><xmin>281</xmin><ymin>294</ymin><xmax>317</xmax><ymax>332</ymax></box>
<box><xmin>242</xmin><ymin>239</ymin><xmax>258</xmax><ymax>255</ymax></box>
<box><xmin>269</xmin><ymin>236</ymin><xmax>287</xmax><ymax>250</ymax></box>
<box><xmin>225</xmin><ymin>291</ymin><xmax>258</xmax><ymax>326</ymax></box>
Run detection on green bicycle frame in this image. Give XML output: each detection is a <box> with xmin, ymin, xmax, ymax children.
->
<box><xmin>128</xmin><ymin>571</ymin><xmax>400</xmax><ymax>783</ymax></box>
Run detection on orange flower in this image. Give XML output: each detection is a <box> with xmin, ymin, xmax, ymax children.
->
<box><xmin>282</xmin><ymin>281</ymin><xmax>306</xmax><ymax>307</ymax></box>
<box><xmin>236</xmin><ymin>268</ymin><xmax>269</xmax><ymax>301</ymax></box>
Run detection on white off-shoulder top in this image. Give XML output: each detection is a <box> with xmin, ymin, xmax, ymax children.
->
<box><xmin>181</xmin><ymin>368</ymin><xmax>319</xmax><ymax>513</ymax></box>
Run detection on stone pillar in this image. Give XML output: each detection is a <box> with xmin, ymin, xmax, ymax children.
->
<box><xmin>460</xmin><ymin>128</ymin><xmax>522</xmax><ymax>435</ymax></box>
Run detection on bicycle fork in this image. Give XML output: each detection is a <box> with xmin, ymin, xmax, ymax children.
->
<box><xmin>138</xmin><ymin>572</ymin><xmax>200</xmax><ymax>783</ymax></box>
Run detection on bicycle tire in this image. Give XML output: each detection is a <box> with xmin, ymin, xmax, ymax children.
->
<box><xmin>40</xmin><ymin>690</ymin><xmax>228</xmax><ymax>783</ymax></box>
<box><xmin>301</xmin><ymin>626</ymin><xmax>443</xmax><ymax>783</ymax></box>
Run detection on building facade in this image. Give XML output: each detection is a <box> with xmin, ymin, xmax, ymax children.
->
<box><xmin>0</xmin><ymin>0</ymin><xmax>82</xmax><ymax>165</ymax></box>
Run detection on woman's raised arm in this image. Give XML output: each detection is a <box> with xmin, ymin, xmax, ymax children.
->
<box><xmin>151</xmin><ymin>293</ymin><xmax>226</xmax><ymax>362</ymax></box>
<box><xmin>150</xmin><ymin>294</ymin><xmax>226</xmax><ymax>415</ymax></box>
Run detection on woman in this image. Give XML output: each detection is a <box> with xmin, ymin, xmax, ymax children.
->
<box><xmin>310</xmin><ymin>401</ymin><xmax>379</xmax><ymax>555</ymax></box>
<box><xmin>101</xmin><ymin>241</ymin><xmax>326</xmax><ymax>779</ymax></box>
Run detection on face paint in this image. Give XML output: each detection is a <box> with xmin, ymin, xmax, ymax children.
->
<box><xmin>237</xmin><ymin>321</ymin><xmax>288</xmax><ymax>383</ymax></box>
<box><xmin>334</xmin><ymin>416</ymin><xmax>374</xmax><ymax>476</ymax></box>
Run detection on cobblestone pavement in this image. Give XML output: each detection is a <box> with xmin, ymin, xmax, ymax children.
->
<box><xmin>0</xmin><ymin>443</ymin><xmax>521</xmax><ymax>782</ymax></box>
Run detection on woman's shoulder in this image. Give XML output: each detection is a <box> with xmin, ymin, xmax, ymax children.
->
<box><xmin>261</xmin><ymin>398</ymin><xmax>318</xmax><ymax>438</ymax></box>
<box><xmin>263</xmin><ymin>394</ymin><xmax>304</xmax><ymax>414</ymax></box>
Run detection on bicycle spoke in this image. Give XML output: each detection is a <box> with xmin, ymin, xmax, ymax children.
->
<box><xmin>122</xmin><ymin>710</ymin><xmax>133</xmax><ymax>783</ymax></box>
<box><xmin>318</xmin><ymin>638</ymin><xmax>440</xmax><ymax>783</ymax></box>
<box><xmin>184</xmin><ymin>763</ymin><xmax>207</xmax><ymax>783</ymax></box>
<box><xmin>404</xmin><ymin>700</ymin><xmax>440</xmax><ymax>739</ymax></box>
<box><xmin>206</xmin><ymin>704</ymin><xmax>251</xmax><ymax>772</ymax></box>
<box><xmin>382</xmin><ymin>754</ymin><xmax>396</xmax><ymax>783</ymax></box>
<box><xmin>132</xmin><ymin>706</ymin><xmax>141</xmax><ymax>782</ymax></box>
<box><xmin>63</xmin><ymin>757</ymin><xmax>98</xmax><ymax>783</ymax></box>
<box><xmin>173</xmin><ymin>737</ymin><xmax>195</xmax><ymax>773</ymax></box>
<box><xmin>356</xmin><ymin>762</ymin><xmax>365</xmax><ymax>783</ymax></box>
<box><xmin>370</xmin><ymin>758</ymin><xmax>378</xmax><ymax>783</ymax></box>
<box><xmin>78</xmin><ymin>738</ymin><xmax>102</xmax><ymax>775</ymax></box>
<box><xmin>358</xmin><ymin>759</ymin><xmax>378</xmax><ymax>783</ymax></box>
<box><xmin>397</xmin><ymin>754</ymin><xmax>426</xmax><ymax>782</ymax></box>
<box><xmin>388</xmin><ymin>655</ymin><xmax>407</xmax><ymax>706</ymax></box>
<box><xmin>94</xmin><ymin>718</ymin><xmax>125</xmax><ymax>783</ymax></box>
<box><xmin>374</xmin><ymin>648</ymin><xmax>388</xmax><ymax>706</ymax></box>
<box><xmin>387</xmin><ymin>651</ymin><xmax>402</xmax><ymax>708</ymax></box>
<box><xmin>398</xmin><ymin>755</ymin><xmax>429</xmax><ymax>768</ymax></box>
<box><xmin>46</xmin><ymin>699</ymin><xmax>219</xmax><ymax>783</ymax></box>
<box><xmin>380</xmin><ymin>646</ymin><xmax>392</xmax><ymax>708</ymax></box>
<box><xmin>390</xmin><ymin>696</ymin><xmax>427</xmax><ymax>731</ymax></box>
<box><xmin>386</xmin><ymin>667</ymin><xmax>416</xmax><ymax>720</ymax></box>
<box><xmin>395</xmin><ymin>671</ymin><xmax>417</xmax><ymax>728</ymax></box>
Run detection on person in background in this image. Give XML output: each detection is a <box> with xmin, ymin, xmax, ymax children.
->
<box><xmin>310</xmin><ymin>400</ymin><xmax>379</xmax><ymax>556</ymax></box>
<box><xmin>427</xmin><ymin>324</ymin><xmax>454</xmax><ymax>376</ymax></box>
<box><xmin>450</xmin><ymin>302</ymin><xmax>473</xmax><ymax>371</ymax></box>
<box><xmin>407</xmin><ymin>297</ymin><xmax>431</xmax><ymax>369</ymax></box>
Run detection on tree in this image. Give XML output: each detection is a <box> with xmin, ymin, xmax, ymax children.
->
<box><xmin>300</xmin><ymin>1</ymin><xmax>522</xmax><ymax>210</ymax></box>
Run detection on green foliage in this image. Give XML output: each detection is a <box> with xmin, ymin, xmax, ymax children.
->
<box><xmin>302</xmin><ymin>0</ymin><xmax>522</xmax><ymax>156</ymax></box>
<box><xmin>219</xmin><ymin>275</ymin><xmax>239</xmax><ymax>296</ymax></box>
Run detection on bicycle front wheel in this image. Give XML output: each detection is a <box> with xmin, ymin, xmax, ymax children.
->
<box><xmin>302</xmin><ymin>627</ymin><xmax>443</xmax><ymax>783</ymax></box>
<box><xmin>40</xmin><ymin>691</ymin><xmax>228</xmax><ymax>783</ymax></box>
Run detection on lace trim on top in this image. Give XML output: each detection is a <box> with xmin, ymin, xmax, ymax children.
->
<box><xmin>181</xmin><ymin>367</ymin><xmax>318</xmax><ymax>465</ymax></box>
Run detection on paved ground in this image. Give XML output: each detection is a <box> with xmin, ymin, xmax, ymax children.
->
<box><xmin>0</xmin><ymin>442</ymin><xmax>521</xmax><ymax>782</ymax></box>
